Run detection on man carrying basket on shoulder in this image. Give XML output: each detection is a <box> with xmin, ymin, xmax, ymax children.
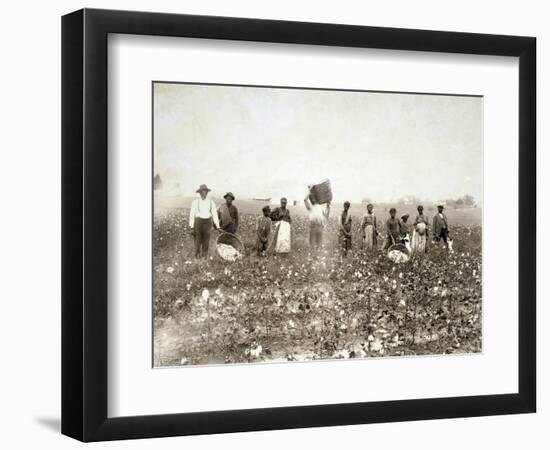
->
<box><xmin>304</xmin><ymin>187</ymin><xmax>330</xmax><ymax>251</ymax></box>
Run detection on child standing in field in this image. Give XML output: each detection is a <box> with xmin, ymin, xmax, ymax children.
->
<box><xmin>400</xmin><ymin>214</ymin><xmax>411</xmax><ymax>239</ymax></box>
<box><xmin>383</xmin><ymin>208</ymin><xmax>402</xmax><ymax>250</ymax></box>
<box><xmin>361</xmin><ymin>203</ymin><xmax>378</xmax><ymax>251</ymax></box>
<box><xmin>412</xmin><ymin>205</ymin><xmax>429</xmax><ymax>254</ymax></box>
<box><xmin>256</xmin><ymin>206</ymin><xmax>272</xmax><ymax>256</ymax></box>
<box><xmin>339</xmin><ymin>201</ymin><xmax>352</xmax><ymax>257</ymax></box>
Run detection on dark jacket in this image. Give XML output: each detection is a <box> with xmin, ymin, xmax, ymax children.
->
<box><xmin>432</xmin><ymin>213</ymin><xmax>449</xmax><ymax>236</ymax></box>
<box><xmin>218</xmin><ymin>203</ymin><xmax>239</xmax><ymax>233</ymax></box>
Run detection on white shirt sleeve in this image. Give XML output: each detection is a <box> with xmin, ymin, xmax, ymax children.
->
<box><xmin>210</xmin><ymin>199</ymin><xmax>220</xmax><ymax>229</ymax></box>
<box><xmin>189</xmin><ymin>200</ymin><xmax>197</xmax><ymax>227</ymax></box>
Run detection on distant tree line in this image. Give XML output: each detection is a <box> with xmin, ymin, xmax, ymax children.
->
<box><xmin>360</xmin><ymin>194</ymin><xmax>477</xmax><ymax>210</ymax></box>
<box><xmin>443</xmin><ymin>194</ymin><xmax>477</xmax><ymax>209</ymax></box>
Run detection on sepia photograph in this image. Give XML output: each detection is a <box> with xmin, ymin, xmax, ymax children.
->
<box><xmin>152</xmin><ymin>81</ymin><xmax>483</xmax><ymax>367</ymax></box>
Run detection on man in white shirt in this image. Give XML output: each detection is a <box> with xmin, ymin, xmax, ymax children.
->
<box><xmin>189</xmin><ymin>184</ymin><xmax>220</xmax><ymax>258</ymax></box>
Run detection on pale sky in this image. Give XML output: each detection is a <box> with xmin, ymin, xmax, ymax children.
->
<box><xmin>153</xmin><ymin>82</ymin><xmax>483</xmax><ymax>204</ymax></box>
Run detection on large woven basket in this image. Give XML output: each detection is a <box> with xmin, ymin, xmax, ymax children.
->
<box><xmin>388</xmin><ymin>243</ymin><xmax>411</xmax><ymax>257</ymax></box>
<box><xmin>309</xmin><ymin>179</ymin><xmax>333</xmax><ymax>205</ymax></box>
<box><xmin>216</xmin><ymin>232</ymin><xmax>244</xmax><ymax>259</ymax></box>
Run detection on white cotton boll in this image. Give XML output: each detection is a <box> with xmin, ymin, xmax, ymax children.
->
<box><xmin>166</xmin><ymin>267</ymin><xmax>175</xmax><ymax>274</ymax></box>
<box><xmin>217</xmin><ymin>244</ymin><xmax>242</xmax><ymax>261</ymax></box>
<box><xmin>201</xmin><ymin>289</ymin><xmax>210</xmax><ymax>301</ymax></box>
<box><xmin>250</xmin><ymin>344</ymin><xmax>263</xmax><ymax>358</ymax></box>
<box><xmin>371</xmin><ymin>339</ymin><xmax>383</xmax><ymax>352</ymax></box>
<box><xmin>335</xmin><ymin>349</ymin><xmax>350</xmax><ymax>359</ymax></box>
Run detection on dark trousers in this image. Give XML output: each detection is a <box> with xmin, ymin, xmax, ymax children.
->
<box><xmin>194</xmin><ymin>217</ymin><xmax>212</xmax><ymax>258</ymax></box>
<box><xmin>435</xmin><ymin>228</ymin><xmax>449</xmax><ymax>250</ymax></box>
<box><xmin>257</xmin><ymin>238</ymin><xmax>269</xmax><ymax>255</ymax></box>
<box><xmin>435</xmin><ymin>227</ymin><xmax>449</xmax><ymax>244</ymax></box>
<box><xmin>340</xmin><ymin>233</ymin><xmax>352</xmax><ymax>256</ymax></box>
<box><xmin>309</xmin><ymin>223</ymin><xmax>324</xmax><ymax>249</ymax></box>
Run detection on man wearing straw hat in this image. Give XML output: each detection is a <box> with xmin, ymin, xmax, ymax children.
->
<box><xmin>432</xmin><ymin>204</ymin><xmax>450</xmax><ymax>250</ymax></box>
<box><xmin>189</xmin><ymin>184</ymin><xmax>220</xmax><ymax>258</ymax></box>
<box><xmin>217</xmin><ymin>192</ymin><xmax>239</xmax><ymax>234</ymax></box>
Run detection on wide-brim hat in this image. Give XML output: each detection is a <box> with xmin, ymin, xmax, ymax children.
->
<box><xmin>401</xmin><ymin>214</ymin><xmax>410</xmax><ymax>220</ymax></box>
<box><xmin>196</xmin><ymin>184</ymin><xmax>211</xmax><ymax>193</ymax></box>
<box><xmin>437</xmin><ymin>204</ymin><xmax>445</xmax><ymax>209</ymax></box>
<box><xmin>223</xmin><ymin>192</ymin><xmax>235</xmax><ymax>200</ymax></box>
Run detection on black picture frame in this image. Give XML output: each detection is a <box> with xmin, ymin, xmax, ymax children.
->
<box><xmin>62</xmin><ymin>8</ymin><xmax>536</xmax><ymax>442</ymax></box>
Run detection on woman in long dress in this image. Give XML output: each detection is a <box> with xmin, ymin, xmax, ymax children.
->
<box><xmin>361</xmin><ymin>203</ymin><xmax>378</xmax><ymax>251</ymax></box>
<box><xmin>411</xmin><ymin>205</ymin><xmax>429</xmax><ymax>254</ymax></box>
<box><xmin>269</xmin><ymin>197</ymin><xmax>292</xmax><ymax>254</ymax></box>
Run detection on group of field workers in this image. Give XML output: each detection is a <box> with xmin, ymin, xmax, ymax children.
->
<box><xmin>188</xmin><ymin>183</ymin><xmax>452</xmax><ymax>260</ymax></box>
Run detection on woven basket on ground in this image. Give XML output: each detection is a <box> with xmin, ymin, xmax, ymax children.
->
<box><xmin>216</xmin><ymin>232</ymin><xmax>244</xmax><ymax>259</ymax></box>
<box><xmin>388</xmin><ymin>243</ymin><xmax>410</xmax><ymax>256</ymax></box>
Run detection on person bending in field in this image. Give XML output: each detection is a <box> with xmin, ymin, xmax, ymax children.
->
<box><xmin>383</xmin><ymin>207</ymin><xmax>402</xmax><ymax>251</ymax></box>
<box><xmin>256</xmin><ymin>206</ymin><xmax>272</xmax><ymax>256</ymax></box>
<box><xmin>339</xmin><ymin>201</ymin><xmax>352</xmax><ymax>257</ymax></box>
<box><xmin>217</xmin><ymin>192</ymin><xmax>239</xmax><ymax>234</ymax></box>
<box><xmin>304</xmin><ymin>187</ymin><xmax>330</xmax><ymax>251</ymax></box>
<box><xmin>361</xmin><ymin>203</ymin><xmax>379</xmax><ymax>251</ymax></box>
<box><xmin>188</xmin><ymin>184</ymin><xmax>221</xmax><ymax>259</ymax></box>
<box><xmin>412</xmin><ymin>205</ymin><xmax>429</xmax><ymax>254</ymax></box>
<box><xmin>432</xmin><ymin>204</ymin><xmax>450</xmax><ymax>250</ymax></box>
<box><xmin>270</xmin><ymin>197</ymin><xmax>292</xmax><ymax>254</ymax></box>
